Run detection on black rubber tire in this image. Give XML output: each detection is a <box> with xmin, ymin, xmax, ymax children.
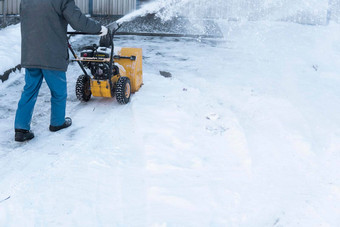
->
<box><xmin>116</xmin><ymin>77</ymin><xmax>131</xmax><ymax>104</ymax></box>
<box><xmin>76</xmin><ymin>75</ymin><xmax>91</xmax><ymax>102</ymax></box>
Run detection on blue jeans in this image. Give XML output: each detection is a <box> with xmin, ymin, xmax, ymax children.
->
<box><xmin>15</xmin><ymin>68</ymin><xmax>67</xmax><ymax>130</ymax></box>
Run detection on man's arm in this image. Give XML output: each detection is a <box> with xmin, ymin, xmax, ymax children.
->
<box><xmin>61</xmin><ymin>0</ymin><xmax>101</xmax><ymax>33</ymax></box>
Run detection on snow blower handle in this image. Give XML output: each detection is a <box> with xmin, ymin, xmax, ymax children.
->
<box><xmin>67</xmin><ymin>21</ymin><xmax>121</xmax><ymax>36</ymax></box>
<box><xmin>67</xmin><ymin>31</ymin><xmax>102</xmax><ymax>35</ymax></box>
<box><xmin>98</xmin><ymin>21</ymin><xmax>122</xmax><ymax>48</ymax></box>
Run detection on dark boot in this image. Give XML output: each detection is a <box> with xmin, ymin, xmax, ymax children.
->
<box><xmin>49</xmin><ymin>117</ymin><xmax>72</xmax><ymax>132</ymax></box>
<box><xmin>15</xmin><ymin>129</ymin><xmax>35</xmax><ymax>142</ymax></box>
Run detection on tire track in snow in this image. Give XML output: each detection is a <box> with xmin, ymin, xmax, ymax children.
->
<box><xmin>55</xmin><ymin>94</ymin><xmax>148</xmax><ymax>225</ymax></box>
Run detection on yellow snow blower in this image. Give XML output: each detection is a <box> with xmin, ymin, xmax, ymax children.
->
<box><xmin>67</xmin><ymin>23</ymin><xmax>142</xmax><ymax>104</ymax></box>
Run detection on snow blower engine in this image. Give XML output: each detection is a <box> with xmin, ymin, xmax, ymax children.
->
<box><xmin>67</xmin><ymin>22</ymin><xmax>143</xmax><ymax>104</ymax></box>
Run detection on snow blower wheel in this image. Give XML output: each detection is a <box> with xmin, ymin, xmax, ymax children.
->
<box><xmin>116</xmin><ymin>77</ymin><xmax>131</xmax><ymax>104</ymax></box>
<box><xmin>76</xmin><ymin>75</ymin><xmax>91</xmax><ymax>102</ymax></box>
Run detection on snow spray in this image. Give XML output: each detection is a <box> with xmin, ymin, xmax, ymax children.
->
<box><xmin>117</xmin><ymin>0</ymin><xmax>330</xmax><ymax>26</ymax></box>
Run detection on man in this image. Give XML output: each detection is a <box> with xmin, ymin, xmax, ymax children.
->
<box><xmin>14</xmin><ymin>0</ymin><xmax>108</xmax><ymax>142</ymax></box>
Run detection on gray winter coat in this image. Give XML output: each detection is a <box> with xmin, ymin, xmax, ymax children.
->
<box><xmin>20</xmin><ymin>0</ymin><xmax>101</xmax><ymax>71</ymax></box>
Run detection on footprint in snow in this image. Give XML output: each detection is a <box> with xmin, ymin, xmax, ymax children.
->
<box><xmin>205</xmin><ymin>125</ymin><xmax>228</xmax><ymax>135</ymax></box>
<box><xmin>206</xmin><ymin>113</ymin><xmax>220</xmax><ymax>121</ymax></box>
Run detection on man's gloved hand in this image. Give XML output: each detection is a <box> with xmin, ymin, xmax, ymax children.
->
<box><xmin>99</xmin><ymin>26</ymin><xmax>108</xmax><ymax>36</ymax></box>
<box><xmin>99</xmin><ymin>27</ymin><xmax>112</xmax><ymax>47</ymax></box>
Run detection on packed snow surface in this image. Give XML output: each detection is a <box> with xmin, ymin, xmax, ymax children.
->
<box><xmin>1</xmin><ymin>20</ymin><xmax>340</xmax><ymax>226</ymax></box>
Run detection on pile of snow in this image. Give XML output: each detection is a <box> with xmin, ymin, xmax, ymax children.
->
<box><xmin>0</xmin><ymin>24</ymin><xmax>21</xmax><ymax>75</ymax></box>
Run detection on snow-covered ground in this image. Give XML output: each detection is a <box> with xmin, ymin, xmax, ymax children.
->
<box><xmin>0</xmin><ymin>21</ymin><xmax>340</xmax><ymax>226</ymax></box>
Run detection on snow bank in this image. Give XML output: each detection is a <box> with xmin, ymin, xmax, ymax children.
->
<box><xmin>0</xmin><ymin>24</ymin><xmax>21</xmax><ymax>75</ymax></box>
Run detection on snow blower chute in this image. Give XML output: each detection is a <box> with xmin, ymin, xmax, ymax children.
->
<box><xmin>67</xmin><ymin>22</ymin><xmax>143</xmax><ymax>104</ymax></box>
